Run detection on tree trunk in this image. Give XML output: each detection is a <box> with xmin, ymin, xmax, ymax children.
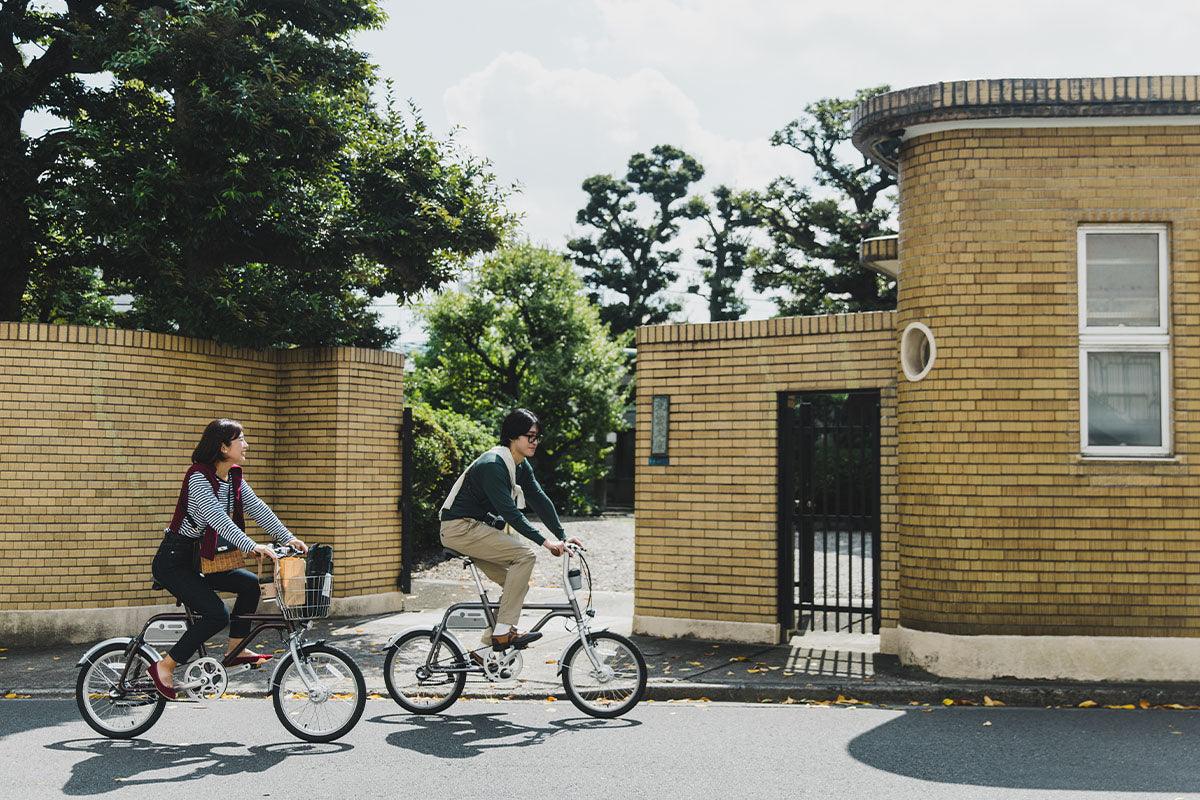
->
<box><xmin>0</xmin><ymin>110</ymin><xmax>34</xmax><ymax>321</ymax></box>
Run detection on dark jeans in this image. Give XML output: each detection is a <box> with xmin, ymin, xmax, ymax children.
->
<box><xmin>151</xmin><ymin>534</ymin><xmax>261</xmax><ymax>663</ymax></box>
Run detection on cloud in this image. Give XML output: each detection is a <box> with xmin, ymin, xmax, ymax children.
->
<box><xmin>443</xmin><ymin>51</ymin><xmax>801</xmax><ymax>247</ymax></box>
<box><xmin>588</xmin><ymin>0</ymin><xmax>1200</xmax><ymax>95</ymax></box>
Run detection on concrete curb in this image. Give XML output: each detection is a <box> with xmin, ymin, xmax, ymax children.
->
<box><xmin>14</xmin><ymin>679</ymin><xmax>1200</xmax><ymax>709</ymax></box>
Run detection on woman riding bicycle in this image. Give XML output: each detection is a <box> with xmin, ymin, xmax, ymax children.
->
<box><xmin>148</xmin><ymin>418</ymin><xmax>308</xmax><ymax>699</ymax></box>
<box><xmin>440</xmin><ymin>408</ymin><xmax>583</xmax><ymax>654</ymax></box>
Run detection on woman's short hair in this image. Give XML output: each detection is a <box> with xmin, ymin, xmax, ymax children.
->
<box><xmin>192</xmin><ymin>419</ymin><xmax>244</xmax><ymax>465</ymax></box>
<box><xmin>500</xmin><ymin>409</ymin><xmax>540</xmax><ymax>446</ymax></box>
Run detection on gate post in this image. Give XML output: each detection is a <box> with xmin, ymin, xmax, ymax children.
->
<box><xmin>398</xmin><ymin>406</ymin><xmax>414</xmax><ymax>594</ymax></box>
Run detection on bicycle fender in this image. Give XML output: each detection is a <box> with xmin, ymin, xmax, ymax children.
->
<box><xmin>76</xmin><ymin>637</ymin><xmax>162</xmax><ymax>667</ymax></box>
<box><xmin>268</xmin><ymin>639</ymin><xmax>330</xmax><ymax>687</ymax></box>
<box><xmin>554</xmin><ymin>627</ymin><xmax>611</xmax><ymax>676</ymax></box>
<box><xmin>381</xmin><ymin>625</ymin><xmax>468</xmax><ymax>654</ymax></box>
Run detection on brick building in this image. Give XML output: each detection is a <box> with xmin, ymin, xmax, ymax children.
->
<box><xmin>0</xmin><ymin>322</ymin><xmax>406</xmax><ymax>644</ymax></box>
<box><xmin>634</xmin><ymin>76</ymin><xmax>1200</xmax><ymax>681</ymax></box>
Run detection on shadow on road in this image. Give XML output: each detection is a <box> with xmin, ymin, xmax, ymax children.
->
<box><xmin>368</xmin><ymin>710</ymin><xmax>639</xmax><ymax>758</ymax></box>
<box><xmin>0</xmin><ymin>699</ymin><xmax>80</xmax><ymax>741</ymax></box>
<box><xmin>848</xmin><ymin>707</ymin><xmax>1200</xmax><ymax>793</ymax></box>
<box><xmin>45</xmin><ymin>738</ymin><xmax>351</xmax><ymax>795</ymax></box>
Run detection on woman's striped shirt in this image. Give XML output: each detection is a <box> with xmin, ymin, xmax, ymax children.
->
<box><xmin>172</xmin><ymin>472</ymin><xmax>295</xmax><ymax>553</ymax></box>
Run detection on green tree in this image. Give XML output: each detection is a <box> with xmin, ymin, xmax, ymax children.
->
<box><xmin>406</xmin><ymin>404</ymin><xmax>493</xmax><ymax>555</ymax></box>
<box><xmin>687</xmin><ymin>185</ymin><xmax>758</xmax><ymax>321</ymax></box>
<box><xmin>751</xmin><ymin>86</ymin><xmax>896</xmax><ymax>316</ymax></box>
<box><xmin>2</xmin><ymin>0</ymin><xmax>508</xmax><ymax>346</ymax></box>
<box><xmin>568</xmin><ymin>144</ymin><xmax>704</xmax><ymax>336</ymax></box>
<box><xmin>410</xmin><ymin>244</ymin><xmax>628</xmax><ymax>514</ymax></box>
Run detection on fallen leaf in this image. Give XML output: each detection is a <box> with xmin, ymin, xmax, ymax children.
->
<box><xmin>52</xmin><ymin>656</ymin><xmax>60</xmax><ymax>661</ymax></box>
<box><xmin>1078</xmin><ymin>700</ymin><xmax>1098</xmax><ymax>708</ymax></box>
<box><xmin>1138</xmin><ymin>699</ymin><xmax>1150</xmax><ymax>709</ymax></box>
<box><xmin>836</xmin><ymin>695</ymin><xmax>867</xmax><ymax>705</ymax></box>
<box><xmin>545</xmin><ymin>696</ymin><xmax>557</xmax><ymax>702</ymax></box>
<box><xmin>730</xmin><ymin>656</ymin><xmax>748</xmax><ymax>662</ymax></box>
<box><xmin>767</xmin><ymin>666</ymin><xmax>781</xmax><ymax>671</ymax></box>
<box><xmin>3</xmin><ymin>693</ymin><xmax>30</xmax><ymax>699</ymax></box>
<box><xmin>759</xmin><ymin>698</ymin><xmax>773</xmax><ymax>703</ymax></box>
<box><xmin>544</xmin><ymin>659</ymin><xmax>557</xmax><ymax>665</ymax></box>
<box><xmin>687</xmin><ymin>661</ymin><xmax>703</xmax><ymax>667</ymax></box>
<box><xmin>781</xmin><ymin>697</ymin><xmax>798</xmax><ymax>705</ymax></box>
<box><xmin>746</xmin><ymin>668</ymin><xmax>763</xmax><ymax>674</ymax></box>
<box><xmin>1105</xmin><ymin>704</ymin><xmax>1136</xmax><ymax>710</ymax></box>
<box><xmin>942</xmin><ymin>698</ymin><xmax>955</xmax><ymax>706</ymax></box>
<box><xmin>983</xmin><ymin>721</ymin><xmax>992</xmax><ymax>727</ymax></box>
<box><xmin>983</xmin><ymin>696</ymin><xmax>1005</xmax><ymax>707</ymax></box>
<box><xmin>782</xmin><ymin>671</ymin><xmax>794</xmax><ymax>677</ymax></box>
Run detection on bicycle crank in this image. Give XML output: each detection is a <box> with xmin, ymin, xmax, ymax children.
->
<box><xmin>482</xmin><ymin>649</ymin><xmax>524</xmax><ymax>682</ymax></box>
<box><xmin>181</xmin><ymin>657</ymin><xmax>228</xmax><ymax>701</ymax></box>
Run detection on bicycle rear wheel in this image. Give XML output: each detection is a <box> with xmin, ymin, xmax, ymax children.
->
<box><xmin>560</xmin><ymin>631</ymin><xmax>646</xmax><ymax>719</ymax></box>
<box><xmin>75</xmin><ymin>642</ymin><xmax>166</xmax><ymax>739</ymax></box>
<box><xmin>384</xmin><ymin>629</ymin><xmax>467</xmax><ymax>714</ymax></box>
<box><xmin>271</xmin><ymin>644</ymin><xmax>365</xmax><ymax>743</ymax></box>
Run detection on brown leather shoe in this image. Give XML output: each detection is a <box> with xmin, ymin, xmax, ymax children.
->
<box><xmin>491</xmin><ymin>629</ymin><xmax>542</xmax><ymax>651</ymax></box>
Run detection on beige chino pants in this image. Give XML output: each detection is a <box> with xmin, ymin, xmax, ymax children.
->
<box><xmin>439</xmin><ymin>517</ymin><xmax>536</xmax><ymax>645</ymax></box>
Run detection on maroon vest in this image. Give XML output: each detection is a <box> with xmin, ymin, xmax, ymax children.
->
<box><xmin>167</xmin><ymin>463</ymin><xmax>246</xmax><ymax>559</ymax></box>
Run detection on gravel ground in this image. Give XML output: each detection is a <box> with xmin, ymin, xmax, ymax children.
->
<box><xmin>414</xmin><ymin>513</ymin><xmax>633</xmax><ymax>592</ymax></box>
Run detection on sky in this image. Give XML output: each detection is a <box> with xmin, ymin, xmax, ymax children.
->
<box><xmin>21</xmin><ymin>1</ymin><xmax>1200</xmax><ymax>346</ymax></box>
<box><xmin>357</xmin><ymin>0</ymin><xmax>1200</xmax><ymax>345</ymax></box>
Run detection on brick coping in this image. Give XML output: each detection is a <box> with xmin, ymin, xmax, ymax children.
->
<box><xmin>635</xmin><ymin>310</ymin><xmax>895</xmax><ymax>346</ymax></box>
<box><xmin>0</xmin><ymin>321</ymin><xmax>404</xmax><ymax>367</ymax></box>
<box><xmin>852</xmin><ymin>75</ymin><xmax>1200</xmax><ymax>173</ymax></box>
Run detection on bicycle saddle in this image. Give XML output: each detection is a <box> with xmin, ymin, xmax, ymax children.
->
<box><xmin>442</xmin><ymin>548</ymin><xmax>473</xmax><ymax>563</ymax></box>
<box><xmin>150</xmin><ymin>580</ymin><xmax>184</xmax><ymax>607</ymax></box>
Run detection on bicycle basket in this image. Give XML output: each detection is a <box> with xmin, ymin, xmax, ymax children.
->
<box><xmin>274</xmin><ymin>571</ymin><xmax>333</xmax><ymax>620</ymax></box>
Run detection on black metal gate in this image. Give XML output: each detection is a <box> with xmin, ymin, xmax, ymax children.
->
<box><xmin>777</xmin><ymin>391</ymin><xmax>881</xmax><ymax>635</ymax></box>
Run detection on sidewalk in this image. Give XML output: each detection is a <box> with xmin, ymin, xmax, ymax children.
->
<box><xmin>4</xmin><ymin>578</ymin><xmax>1200</xmax><ymax>709</ymax></box>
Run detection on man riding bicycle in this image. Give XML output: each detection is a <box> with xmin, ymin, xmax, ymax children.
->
<box><xmin>439</xmin><ymin>408</ymin><xmax>583</xmax><ymax>654</ymax></box>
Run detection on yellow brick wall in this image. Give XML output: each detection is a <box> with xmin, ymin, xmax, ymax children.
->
<box><xmin>0</xmin><ymin>323</ymin><xmax>404</xmax><ymax>612</ymax></box>
<box><xmin>634</xmin><ymin>312</ymin><xmax>897</xmax><ymax>631</ymax></box>
<box><xmin>897</xmin><ymin>125</ymin><xmax>1200</xmax><ymax>637</ymax></box>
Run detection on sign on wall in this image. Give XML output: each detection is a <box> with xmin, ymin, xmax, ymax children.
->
<box><xmin>650</xmin><ymin>395</ymin><xmax>669</xmax><ymax>465</ymax></box>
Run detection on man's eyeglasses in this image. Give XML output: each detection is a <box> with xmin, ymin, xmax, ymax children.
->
<box><xmin>521</xmin><ymin>433</ymin><xmax>542</xmax><ymax>444</ymax></box>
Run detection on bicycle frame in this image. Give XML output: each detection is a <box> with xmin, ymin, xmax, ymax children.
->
<box><xmin>418</xmin><ymin>546</ymin><xmax>605</xmax><ymax>677</ymax></box>
<box><xmin>105</xmin><ymin>604</ymin><xmax>318</xmax><ymax>695</ymax></box>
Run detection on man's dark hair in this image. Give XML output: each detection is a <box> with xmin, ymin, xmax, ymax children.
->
<box><xmin>191</xmin><ymin>418</ymin><xmax>244</xmax><ymax>465</ymax></box>
<box><xmin>500</xmin><ymin>408</ymin><xmax>541</xmax><ymax>446</ymax></box>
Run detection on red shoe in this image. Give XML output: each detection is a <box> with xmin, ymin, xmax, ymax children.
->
<box><xmin>148</xmin><ymin>661</ymin><xmax>177</xmax><ymax>700</ymax></box>
<box><xmin>225</xmin><ymin>653</ymin><xmax>273</xmax><ymax>667</ymax></box>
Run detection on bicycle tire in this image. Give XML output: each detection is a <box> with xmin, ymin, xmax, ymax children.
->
<box><xmin>383</xmin><ymin>629</ymin><xmax>467</xmax><ymax>714</ymax></box>
<box><xmin>75</xmin><ymin>642</ymin><xmax>166</xmax><ymax>739</ymax></box>
<box><xmin>560</xmin><ymin>631</ymin><xmax>647</xmax><ymax>719</ymax></box>
<box><xmin>271</xmin><ymin>643</ymin><xmax>366</xmax><ymax>743</ymax></box>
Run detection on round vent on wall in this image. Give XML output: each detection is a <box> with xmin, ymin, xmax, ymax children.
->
<box><xmin>901</xmin><ymin>321</ymin><xmax>936</xmax><ymax>381</ymax></box>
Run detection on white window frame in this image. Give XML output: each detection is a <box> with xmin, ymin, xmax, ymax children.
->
<box><xmin>1077</xmin><ymin>224</ymin><xmax>1171</xmax><ymax>457</ymax></box>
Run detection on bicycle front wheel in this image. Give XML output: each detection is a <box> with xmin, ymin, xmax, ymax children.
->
<box><xmin>383</xmin><ymin>629</ymin><xmax>467</xmax><ymax>714</ymax></box>
<box><xmin>75</xmin><ymin>642</ymin><xmax>166</xmax><ymax>739</ymax></box>
<box><xmin>561</xmin><ymin>631</ymin><xmax>647</xmax><ymax>718</ymax></box>
<box><xmin>271</xmin><ymin>644</ymin><xmax>366</xmax><ymax>743</ymax></box>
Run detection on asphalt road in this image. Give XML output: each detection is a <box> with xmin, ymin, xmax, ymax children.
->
<box><xmin>2</xmin><ymin>699</ymin><xmax>1199</xmax><ymax>799</ymax></box>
